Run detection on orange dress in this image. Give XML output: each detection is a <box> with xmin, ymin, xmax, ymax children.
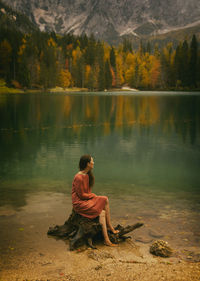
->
<box><xmin>72</xmin><ymin>173</ymin><xmax>107</xmax><ymax>219</ymax></box>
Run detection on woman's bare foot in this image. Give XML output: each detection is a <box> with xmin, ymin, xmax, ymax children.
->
<box><xmin>104</xmin><ymin>240</ymin><xmax>118</xmax><ymax>247</ymax></box>
<box><xmin>108</xmin><ymin>227</ymin><xmax>119</xmax><ymax>234</ymax></box>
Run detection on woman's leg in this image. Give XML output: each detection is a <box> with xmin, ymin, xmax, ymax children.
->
<box><xmin>99</xmin><ymin>210</ymin><xmax>116</xmax><ymax>246</ymax></box>
<box><xmin>104</xmin><ymin>198</ymin><xmax>119</xmax><ymax>234</ymax></box>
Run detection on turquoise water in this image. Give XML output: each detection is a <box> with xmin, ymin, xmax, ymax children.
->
<box><xmin>0</xmin><ymin>92</ymin><xmax>200</xmax><ymax>253</ymax></box>
<box><xmin>0</xmin><ymin>92</ymin><xmax>199</xmax><ymax>195</ymax></box>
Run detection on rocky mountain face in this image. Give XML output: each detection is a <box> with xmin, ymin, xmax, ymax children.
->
<box><xmin>2</xmin><ymin>0</ymin><xmax>200</xmax><ymax>43</ymax></box>
<box><xmin>0</xmin><ymin>0</ymin><xmax>38</xmax><ymax>34</ymax></box>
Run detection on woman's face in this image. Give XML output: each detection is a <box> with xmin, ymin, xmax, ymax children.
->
<box><xmin>87</xmin><ymin>157</ymin><xmax>94</xmax><ymax>170</ymax></box>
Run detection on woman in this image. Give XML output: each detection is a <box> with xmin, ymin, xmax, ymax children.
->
<box><xmin>72</xmin><ymin>154</ymin><xmax>118</xmax><ymax>246</ymax></box>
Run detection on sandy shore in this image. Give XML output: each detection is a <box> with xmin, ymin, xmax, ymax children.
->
<box><xmin>1</xmin><ymin>239</ymin><xmax>200</xmax><ymax>281</ymax></box>
<box><xmin>0</xmin><ymin>192</ymin><xmax>200</xmax><ymax>281</ymax></box>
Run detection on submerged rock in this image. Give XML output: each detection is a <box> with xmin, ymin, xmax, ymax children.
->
<box><xmin>148</xmin><ymin>229</ymin><xmax>164</xmax><ymax>239</ymax></box>
<box><xmin>150</xmin><ymin>240</ymin><xmax>173</xmax><ymax>257</ymax></box>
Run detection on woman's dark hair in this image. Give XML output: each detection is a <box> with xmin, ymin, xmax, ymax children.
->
<box><xmin>79</xmin><ymin>154</ymin><xmax>94</xmax><ymax>187</ymax></box>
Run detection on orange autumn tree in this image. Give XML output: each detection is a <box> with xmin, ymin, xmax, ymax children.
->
<box><xmin>115</xmin><ymin>48</ymin><xmax>125</xmax><ymax>87</ymax></box>
<box><xmin>59</xmin><ymin>69</ymin><xmax>72</xmax><ymax>88</ymax></box>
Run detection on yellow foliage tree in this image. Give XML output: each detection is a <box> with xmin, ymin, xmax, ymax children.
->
<box><xmin>150</xmin><ymin>56</ymin><xmax>161</xmax><ymax>88</ymax></box>
<box><xmin>72</xmin><ymin>47</ymin><xmax>82</xmax><ymax>64</ymax></box>
<box><xmin>116</xmin><ymin>52</ymin><xmax>125</xmax><ymax>86</ymax></box>
<box><xmin>140</xmin><ymin>64</ymin><xmax>151</xmax><ymax>88</ymax></box>
<box><xmin>85</xmin><ymin>64</ymin><xmax>91</xmax><ymax>86</ymax></box>
<box><xmin>59</xmin><ymin>69</ymin><xmax>72</xmax><ymax>88</ymax></box>
<box><xmin>103</xmin><ymin>43</ymin><xmax>111</xmax><ymax>62</ymax></box>
<box><xmin>48</xmin><ymin>37</ymin><xmax>57</xmax><ymax>48</ymax></box>
<box><xmin>125</xmin><ymin>52</ymin><xmax>135</xmax><ymax>68</ymax></box>
<box><xmin>125</xmin><ymin>66</ymin><xmax>134</xmax><ymax>84</ymax></box>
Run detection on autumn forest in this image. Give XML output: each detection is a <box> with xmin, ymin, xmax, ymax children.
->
<box><xmin>0</xmin><ymin>26</ymin><xmax>200</xmax><ymax>91</ymax></box>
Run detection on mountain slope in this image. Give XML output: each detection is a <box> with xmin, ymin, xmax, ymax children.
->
<box><xmin>0</xmin><ymin>0</ymin><xmax>38</xmax><ymax>34</ymax></box>
<box><xmin>2</xmin><ymin>0</ymin><xmax>200</xmax><ymax>44</ymax></box>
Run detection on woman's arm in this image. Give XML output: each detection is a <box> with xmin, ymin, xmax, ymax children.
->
<box><xmin>74</xmin><ymin>177</ymin><xmax>96</xmax><ymax>200</ymax></box>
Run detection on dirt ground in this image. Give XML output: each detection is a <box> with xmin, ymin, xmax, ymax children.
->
<box><xmin>0</xmin><ymin>192</ymin><xmax>200</xmax><ymax>281</ymax></box>
<box><xmin>1</xmin><ymin>238</ymin><xmax>200</xmax><ymax>281</ymax></box>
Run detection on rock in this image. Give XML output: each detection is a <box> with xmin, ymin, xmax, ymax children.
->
<box><xmin>135</xmin><ymin>236</ymin><xmax>153</xmax><ymax>244</ymax></box>
<box><xmin>148</xmin><ymin>230</ymin><xmax>164</xmax><ymax>239</ymax></box>
<box><xmin>5</xmin><ymin>0</ymin><xmax>200</xmax><ymax>44</ymax></box>
<box><xmin>150</xmin><ymin>240</ymin><xmax>173</xmax><ymax>257</ymax></box>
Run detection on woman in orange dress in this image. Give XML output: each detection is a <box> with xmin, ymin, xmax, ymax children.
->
<box><xmin>72</xmin><ymin>154</ymin><xmax>118</xmax><ymax>246</ymax></box>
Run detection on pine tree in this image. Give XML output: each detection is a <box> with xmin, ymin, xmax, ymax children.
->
<box><xmin>84</xmin><ymin>38</ymin><xmax>96</xmax><ymax>66</ymax></box>
<box><xmin>160</xmin><ymin>43</ymin><xmax>175</xmax><ymax>88</ymax></box>
<box><xmin>88</xmin><ymin>67</ymin><xmax>95</xmax><ymax>91</ymax></box>
<box><xmin>96</xmin><ymin>43</ymin><xmax>105</xmax><ymax>90</ymax></box>
<box><xmin>146</xmin><ymin>41</ymin><xmax>151</xmax><ymax>54</ymax></box>
<box><xmin>139</xmin><ymin>41</ymin><xmax>146</xmax><ymax>56</ymax></box>
<box><xmin>189</xmin><ymin>35</ymin><xmax>198</xmax><ymax>87</ymax></box>
<box><xmin>197</xmin><ymin>51</ymin><xmax>200</xmax><ymax>87</ymax></box>
<box><xmin>110</xmin><ymin>46</ymin><xmax>116</xmax><ymax>68</ymax></box>
<box><xmin>98</xmin><ymin>65</ymin><xmax>105</xmax><ymax>91</ymax></box>
<box><xmin>105</xmin><ymin>60</ymin><xmax>112</xmax><ymax>89</ymax></box>
<box><xmin>0</xmin><ymin>40</ymin><xmax>12</xmax><ymax>82</ymax></box>
<box><xmin>181</xmin><ymin>40</ymin><xmax>189</xmax><ymax>87</ymax></box>
<box><xmin>17</xmin><ymin>36</ymin><xmax>30</xmax><ymax>87</ymax></box>
<box><xmin>122</xmin><ymin>38</ymin><xmax>132</xmax><ymax>53</ymax></box>
<box><xmin>174</xmin><ymin>43</ymin><xmax>183</xmax><ymax>86</ymax></box>
<box><xmin>71</xmin><ymin>46</ymin><xmax>85</xmax><ymax>87</ymax></box>
<box><xmin>39</xmin><ymin>36</ymin><xmax>58</xmax><ymax>89</ymax></box>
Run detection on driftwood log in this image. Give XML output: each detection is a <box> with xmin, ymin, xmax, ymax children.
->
<box><xmin>47</xmin><ymin>209</ymin><xmax>144</xmax><ymax>250</ymax></box>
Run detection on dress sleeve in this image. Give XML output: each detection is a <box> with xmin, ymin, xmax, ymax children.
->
<box><xmin>74</xmin><ymin>177</ymin><xmax>96</xmax><ymax>200</ymax></box>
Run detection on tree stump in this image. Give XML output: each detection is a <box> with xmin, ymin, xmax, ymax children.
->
<box><xmin>47</xmin><ymin>209</ymin><xmax>144</xmax><ymax>250</ymax></box>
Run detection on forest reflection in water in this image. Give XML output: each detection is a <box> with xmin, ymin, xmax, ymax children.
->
<box><xmin>0</xmin><ymin>93</ymin><xmax>199</xmax><ymax>142</ymax></box>
<box><xmin>0</xmin><ymin>92</ymin><xmax>199</xmax><ymax>211</ymax></box>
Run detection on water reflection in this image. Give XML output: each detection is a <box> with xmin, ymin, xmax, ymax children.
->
<box><xmin>0</xmin><ymin>94</ymin><xmax>199</xmax><ymax>142</ymax></box>
<box><xmin>0</xmin><ymin>93</ymin><xmax>200</xmax><ymax>209</ymax></box>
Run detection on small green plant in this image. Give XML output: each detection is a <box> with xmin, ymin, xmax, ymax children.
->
<box><xmin>0</xmin><ymin>79</ymin><xmax>6</xmax><ymax>87</ymax></box>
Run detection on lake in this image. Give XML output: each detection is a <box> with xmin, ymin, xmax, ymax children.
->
<box><xmin>0</xmin><ymin>91</ymin><xmax>200</xmax><ymax>261</ymax></box>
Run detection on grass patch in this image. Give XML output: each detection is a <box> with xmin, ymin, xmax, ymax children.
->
<box><xmin>0</xmin><ymin>86</ymin><xmax>24</xmax><ymax>94</ymax></box>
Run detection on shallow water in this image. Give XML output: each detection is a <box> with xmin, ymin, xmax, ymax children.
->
<box><xmin>0</xmin><ymin>92</ymin><xmax>200</xmax><ymax>259</ymax></box>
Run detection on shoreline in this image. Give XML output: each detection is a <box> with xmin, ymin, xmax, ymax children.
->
<box><xmin>1</xmin><ymin>86</ymin><xmax>200</xmax><ymax>95</ymax></box>
<box><xmin>0</xmin><ymin>191</ymin><xmax>200</xmax><ymax>281</ymax></box>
